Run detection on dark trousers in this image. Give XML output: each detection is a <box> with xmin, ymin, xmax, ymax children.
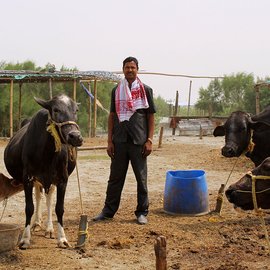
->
<box><xmin>102</xmin><ymin>142</ymin><xmax>149</xmax><ymax>218</ymax></box>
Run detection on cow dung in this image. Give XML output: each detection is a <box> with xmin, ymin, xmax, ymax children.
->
<box><xmin>0</xmin><ymin>224</ymin><xmax>20</xmax><ymax>253</ymax></box>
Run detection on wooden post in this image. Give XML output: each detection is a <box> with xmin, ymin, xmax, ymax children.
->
<box><xmin>172</xmin><ymin>91</ymin><xmax>179</xmax><ymax>135</ymax></box>
<box><xmin>158</xmin><ymin>126</ymin><xmax>164</xmax><ymax>148</ymax></box>
<box><xmin>9</xmin><ymin>80</ymin><xmax>14</xmax><ymax>137</ymax></box>
<box><xmin>255</xmin><ymin>85</ymin><xmax>260</xmax><ymax>114</ymax></box>
<box><xmin>75</xmin><ymin>214</ymin><xmax>88</xmax><ymax>249</ymax></box>
<box><xmin>87</xmin><ymin>82</ymin><xmax>92</xmax><ymax>138</ymax></box>
<box><xmin>154</xmin><ymin>236</ymin><xmax>167</xmax><ymax>270</ymax></box>
<box><xmin>92</xmin><ymin>80</ymin><xmax>97</xmax><ymax>137</ymax></box>
<box><xmin>199</xmin><ymin>124</ymin><xmax>203</xmax><ymax>139</ymax></box>
<box><xmin>49</xmin><ymin>78</ymin><xmax>53</xmax><ymax>99</ymax></box>
<box><xmin>73</xmin><ymin>78</ymin><xmax>77</xmax><ymax>101</ymax></box>
<box><xmin>18</xmin><ymin>83</ymin><xmax>22</xmax><ymax>129</ymax></box>
<box><xmin>187</xmin><ymin>80</ymin><xmax>192</xmax><ymax>118</ymax></box>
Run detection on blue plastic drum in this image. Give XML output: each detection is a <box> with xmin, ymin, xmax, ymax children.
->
<box><xmin>163</xmin><ymin>170</ymin><xmax>209</xmax><ymax>216</ymax></box>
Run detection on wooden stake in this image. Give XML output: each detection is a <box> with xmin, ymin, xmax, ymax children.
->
<box><xmin>158</xmin><ymin>126</ymin><xmax>164</xmax><ymax>148</ymax></box>
<box><xmin>75</xmin><ymin>214</ymin><xmax>88</xmax><ymax>249</ymax></box>
<box><xmin>154</xmin><ymin>236</ymin><xmax>167</xmax><ymax>270</ymax></box>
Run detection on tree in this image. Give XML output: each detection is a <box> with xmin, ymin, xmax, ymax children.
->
<box><xmin>195</xmin><ymin>79</ymin><xmax>223</xmax><ymax>116</ymax></box>
<box><xmin>222</xmin><ymin>73</ymin><xmax>254</xmax><ymax>113</ymax></box>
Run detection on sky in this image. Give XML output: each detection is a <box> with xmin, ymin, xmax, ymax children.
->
<box><xmin>1</xmin><ymin>0</ymin><xmax>270</xmax><ymax>105</ymax></box>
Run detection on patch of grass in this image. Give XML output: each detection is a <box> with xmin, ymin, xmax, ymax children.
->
<box><xmin>78</xmin><ymin>155</ymin><xmax>109</xmax><ymax>160</ymax></box>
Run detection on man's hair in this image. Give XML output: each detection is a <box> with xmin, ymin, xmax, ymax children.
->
<box><xmin>123</xmin><ymin>56</ymin><xmax>139</xmax><ymax>69</ymax></box>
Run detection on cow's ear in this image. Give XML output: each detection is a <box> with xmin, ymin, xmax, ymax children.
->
<box><xmin>34</xmin><ymin>97</ymin><xmax>50</xmax><ymax>110</ymax></box>
<box><xmin>213</xmin><ymin>125</ymin><xmax>225</xmax><ymax>137</ymax></box>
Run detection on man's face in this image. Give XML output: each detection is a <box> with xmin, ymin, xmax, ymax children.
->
<box><xmin>123</xmin><ymin>61</ymin><xmax>138</xmax><ymax>82</ymax></box>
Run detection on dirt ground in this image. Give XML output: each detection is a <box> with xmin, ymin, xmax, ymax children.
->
<box><xmin>0</xmin><ymin>134</ymin><xmax>270</xmax><ymax>270</ymax></box>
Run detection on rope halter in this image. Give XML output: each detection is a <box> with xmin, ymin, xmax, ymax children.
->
<box><xmin>46</xmin><ymin>113</ymin><xmax>79</xmax><ymax>152</ymax></box>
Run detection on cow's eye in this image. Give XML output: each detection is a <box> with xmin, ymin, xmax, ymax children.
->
<box><xmin>53</xmin><ymin>108</ymin><xmax>60</xmax><ymax>114</ymax></box>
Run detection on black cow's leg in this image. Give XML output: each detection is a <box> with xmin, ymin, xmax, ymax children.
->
<box><xmin>55</xmin><ymin>182</ymin><xmax>70</xmax><ymax>248</ymax></box>
<box><xmin>19</xmin><ymin>180</ymin><xmax>34</xmax><ymax>249</ymax></box>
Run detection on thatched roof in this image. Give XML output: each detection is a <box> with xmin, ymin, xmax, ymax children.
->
<box><xmin>0</xmin><ymin>70</ymin><xmax>121</xmax><ymax>84</ymax></box>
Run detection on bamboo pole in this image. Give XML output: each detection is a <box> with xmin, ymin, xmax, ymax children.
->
<box><xmin>18</xmin><ymin>83</ymin><xmax>22</xmax><ymax>129</ymax></box>
<box><xmin>92</xmin><ymin>80</ymin><xmax>97</xmax><ymax>137</ymax></box>
<box><xmin>172</xmin><ymin>91</ymin><xmax>179</xmax><ymax>136</ymax></box>
<box><xmin>49</xmin><ymin>78</ymin><xmax>53</xmax><ymax>99</ymax></box>
<box><xmin>187</xmin><ymin>80</ymin><xmax>192</xmax><ymax>118</ymax></box>
<box><xmin>87</xmin><ymin>82</ymin><xmax>92</xmax><ymax>138</ymax></box>
<box><xmin>9</xmin><ymin>80</ymin><xmax>14</xmax><ymax>137</ymax></box>
<box><xmin>255</xmin><ymin>85</ymin><xmax>260</xmax><ymax>114</ymax></box>
<box><xmin>73</xmin><ymin>78</ymin><xmax>77</xmax><ymax>101</ymax></box>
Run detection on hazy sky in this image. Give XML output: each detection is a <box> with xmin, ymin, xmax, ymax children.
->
<box><xmin>1</xmin><ymin>0</ymin><xmax>270</xmax><ymax>104</ymax></box>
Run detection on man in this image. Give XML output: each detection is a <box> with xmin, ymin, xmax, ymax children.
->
<box><xmin>93</xmin><ymin>56</ymin><xmax>156</xmax><ymax>225</ymax></box>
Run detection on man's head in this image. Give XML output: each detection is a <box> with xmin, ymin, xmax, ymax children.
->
<box><xmin>122</xmin><ymin>56</ymin><xmax>139</xmax><ymax>83</ymax></box>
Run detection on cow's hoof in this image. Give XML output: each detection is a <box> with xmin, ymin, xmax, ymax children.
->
<box><xmin>45</xmin><ymin>230</ymin><xmax>55</xmax><ymax>239</ymax></box>
<box><xmin>19</xmin><ymin>241</ymin><xmax>30</xmax><ymax>250</ymax></box>
<box><xmin>58</xmin><ymin>240</ymin><xmax>71</xmax><ymax>248</ymax></box>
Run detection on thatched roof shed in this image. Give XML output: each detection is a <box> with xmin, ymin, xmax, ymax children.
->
<box><xmin>0</xmin><ymin>70</ymin><xmax>121</xmax><ymax>137</ymax></box>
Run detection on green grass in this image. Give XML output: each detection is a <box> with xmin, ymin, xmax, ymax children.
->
<box><xmin>78</xmin><ymin>155</ymin><xmax>109</xmax><ymax>161</ymax></box>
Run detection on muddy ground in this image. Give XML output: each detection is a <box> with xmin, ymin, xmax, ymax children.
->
<box><xmin>0</xmin><ymin>135</ymin><xmax>270</xmax><ymax>270</ymax></box>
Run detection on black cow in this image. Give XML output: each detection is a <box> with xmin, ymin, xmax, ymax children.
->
<box><xmin>213</xmin><ymin>106</ymin><xmax>270</xmax><ymax>167</ymax></box>
<box><xmin>4</xmin><ymin>94</ymin><xmax>83</xmax><ymax>249</ymax></box>
<box><xmin>226</xmin><ymin>157</ymin><xmax>270</xmax><ymax>210</ymax></box>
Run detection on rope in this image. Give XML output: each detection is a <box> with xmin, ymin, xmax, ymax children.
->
<box><xmin>47</xmin><ymin>122</ymin><xmax>62</xmax><ymax>152</ymax></box>
<box><xmin>80</xmin><ymin>82</ymin><xmax>110</xmax><ymax>114</ymax></box>
<box><xmin>251</xmin><ymin>175</ymin><xmax>270</xmax><ymax>253</ymax></box>
<box><xmin>213</xmin><ymin>158</ymin><xmax>238</xmax><ymax>216</ymax></box>
<box><xmin>75</xmin><ymin>149</ymin><xmax>84</xmax><ymax>215</ymax></box>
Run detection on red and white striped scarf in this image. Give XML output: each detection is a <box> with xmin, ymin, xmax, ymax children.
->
<box><xmin>115</xmin><ymin>77</ymin><xmax>149</xmax><ymax>122</ymax></box>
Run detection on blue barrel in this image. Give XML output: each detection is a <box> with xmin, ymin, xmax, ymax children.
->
<box><xmin>163</xmin><ymin>170</ymin><xmax>209</xmax><ymax>216</ymax></box>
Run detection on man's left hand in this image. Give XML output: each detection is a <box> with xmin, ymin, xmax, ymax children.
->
<box><xmin>142</xmin><ymin>141</ymin><xmax>152</xmax><ymax>157</ymax></box>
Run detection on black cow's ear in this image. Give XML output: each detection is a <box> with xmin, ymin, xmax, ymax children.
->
<box><xmin>34</xmin><ymin>97</ymin><xmax>49</xmax><ymax>110</ymax></box>
<box><xmin>213</xmin><ymin>125</ymin><xmax>225</xmax><ymax>137</ymax></box>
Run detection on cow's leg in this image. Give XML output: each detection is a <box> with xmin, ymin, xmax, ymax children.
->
<box><xmin>56</xmin><ymin>182</ymin><xmax>70</xmax><ymax>248</ymax></box>
<box><xmin>44</xmin><ymin>184</ymin><xmax>55</xmax><ymax>238</ymax></box>
<box><xmin>19</xmin><ymin>181</ymin><xmax>34</xmax><ymax>249</ymax></box>
<box><xmin>31</xmin><ymin>182</ymin><xmax>43</xmax><ymax>231</ymax></box>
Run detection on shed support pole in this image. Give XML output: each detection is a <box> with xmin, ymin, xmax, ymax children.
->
<box><xmin>255</xmin><ymin>86</ymin><xmax>260</xmax><ymax>114</ymax></box>
<box><xmin>172</xmin><ymin>90</ymin><xmax>179</xmax><ymax>136</ymax></box>
<box><xmin>49</xmin><ymin>79</ymin><xmax>53</xmax><ymax>99</ymax></box>
<box><xmin>9</xmin><ymin>80</ymin><xmax>14</xmax><ymax>137</ymax></box>
<box><xmin>18</xmin><ymin>83</ymin><xmax>22</xmax><ymax>128</ymax></box>
<box><xmin>88</xmin><ymin>82</ymin><xmax>92</xmax><ymax>138</ymax></box>
<box><xmin>92</xmin><ymin>80</ymin><xmax>97</xmax><ymax>137</ymax></box>
<box><xmin>73</xmin><ymin>79</ymin><xmax>77</xmax><ymax>101</ymax></box>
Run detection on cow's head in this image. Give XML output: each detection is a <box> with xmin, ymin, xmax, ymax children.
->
<box><xmin>34</xmin><ymin>94</ymin><xmax>83</xmax><ymax>147</ymax></box>
<box><xmin>226</xmin><ymin>157</ymin><xmax>270</xmax><ymax>210</ymax></box>
<box><xmin>213</xmin><ymin>111</ymin><xmax>252</xmax><ymax>157</ymax></box>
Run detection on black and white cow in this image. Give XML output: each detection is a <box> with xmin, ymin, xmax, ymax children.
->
<box><xmin>213</xmin><ymin>106</ymin><xmax>270</xmax><ymax>167</ymax></box>
<box><xmin>4</xmin><ymin>94</ymin><xmax>83</xmax><ymax>249</ymax></box>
